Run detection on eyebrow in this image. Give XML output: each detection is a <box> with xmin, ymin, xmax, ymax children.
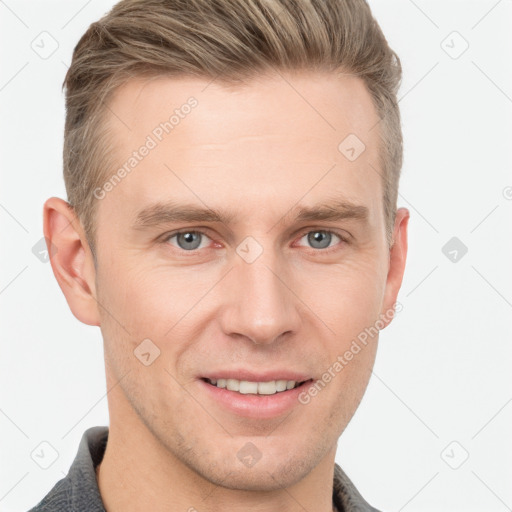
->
<box><xmin>132</xmin><ymin>198</ymin><xmax>369</xmax><ymax>231</ymax></box>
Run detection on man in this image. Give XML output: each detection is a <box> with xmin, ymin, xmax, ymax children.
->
<box><xmin>31</xmin><ymin>0</ymin><xmax>409</xmax><ymax>510</ymax></box>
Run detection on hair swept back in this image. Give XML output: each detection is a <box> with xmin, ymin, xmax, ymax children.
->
<box><xmin>63</xmin><ymin>0</ymin><xmax>402</xmax><ymax>257</ymax></box>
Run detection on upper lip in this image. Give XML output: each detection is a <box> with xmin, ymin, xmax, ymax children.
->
<box><xmin>200</xmin><ymin>370</ymin><xmax>313</xmax><ymax>382</ymax></box>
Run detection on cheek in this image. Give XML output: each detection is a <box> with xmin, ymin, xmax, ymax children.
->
<box><xmin>294</xmin><ymin>256</ymin><xmax>384</xmax><ymax>411</ymax></box>
<box><xmin>296</xmin><ymin>255</ymin><xmax>386</xmax><ymax>335</ymax></box>
<box><xmin>96</xmin><ymin>259</ymin><xmax>220</xmax><ymax>384</ymax></box>
<box><xmin>330</xmin><ymin>345</ymin><xmax>377</xmax><ymax>430</ymax></box>
<box><xmin>97</xmin><ymin>257</ymin><xmax>199</xmax><ymax>333</ymax></box>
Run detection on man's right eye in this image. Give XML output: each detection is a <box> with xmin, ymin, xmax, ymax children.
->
<box><xmin>163</xmin><ymin>230</ymin><xmax>213</xmax><ymax>251</ymax></box>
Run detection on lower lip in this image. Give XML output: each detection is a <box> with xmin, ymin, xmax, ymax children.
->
<box><xmin>198</xmin><ymin>379</ymin><xmax>313</xmax><ymax>419</ymax></box>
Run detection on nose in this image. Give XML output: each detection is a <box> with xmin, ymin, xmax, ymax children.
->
<box><xmin>218</xmin><ymin>250</ymin><xmax>302</xmax><ymax>345</ymax></box>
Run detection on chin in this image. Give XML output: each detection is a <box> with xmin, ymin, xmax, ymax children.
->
<box><xmin>201</xmin><ymin>461</ymin><xmax>310</xmax><ymax>492</ymax></box>
<box><xmin>188</xmin><ymin>437</ymin><xmax>326</xmax><ymax>492</ymax></box>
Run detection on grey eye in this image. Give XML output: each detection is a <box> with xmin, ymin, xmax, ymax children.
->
<box><xmin>307</xmin><ymin>231</ymin><xmax>335</xmax><ymax>249</ymax></box>
<box><xmin>175</xmin><ymin>231</ymin><xmax>203</xmax><ymax>250</ymax></box>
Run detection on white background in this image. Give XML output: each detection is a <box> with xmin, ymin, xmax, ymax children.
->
<box><xmin>1</xmin><ymin>1</ymin><xmax>511</xmax><ymax>511</ymax></box>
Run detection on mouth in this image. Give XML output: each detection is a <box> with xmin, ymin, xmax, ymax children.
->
<box><xmin>200</xmin><ymin>377</ymin><xmax>313</xmax><ymax>395</ymax></box>
<box><xmin>197</xmin><ymin>374</ymin><xmax>315</xmax><ymax>418</ymax></box>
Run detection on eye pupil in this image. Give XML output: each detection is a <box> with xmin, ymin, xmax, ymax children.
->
<box><xmin>177</xmin><ymin>231</ymin><xmax>202</xmax><ymax>250</ymax></box>
<box><xmin>308</xmin><ymin>231</ymin><xmax>332</xmax><ymax>249</ymax></box>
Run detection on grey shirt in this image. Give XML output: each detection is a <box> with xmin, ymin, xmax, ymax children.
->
<box><xmin>28</xmin><ymin>426</ymin><xmax>381</xmax><ymax>511</ymax></box>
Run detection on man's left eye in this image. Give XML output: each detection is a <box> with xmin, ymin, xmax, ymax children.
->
<box><xmin>297</xmin><ymin>230</ymin><xmax>344</xmax><ymax>250</ymax></box>
<box><xmin>166</xmin><ymin>231</ymin><xmax>211</xmax><ymax>251</ymax></box>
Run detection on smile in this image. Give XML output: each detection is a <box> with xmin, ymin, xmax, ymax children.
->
<box><xmin>198</xmin><ymin>377</ymin><xmax>314</xmax><ymax>419</ymax></box>
<box><xmin>204</xmin><ymin>378</ymin><xmax>307</xmax><ymax>395</ymax></box>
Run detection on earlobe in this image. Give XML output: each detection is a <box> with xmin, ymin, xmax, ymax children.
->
<box><xmin>379</xmin><ymin>207</ymin><xmax>410</xmax><ymax>327</ymax></box>
<box><xmin>43</xmin><ymin>197</ymin><xmax>101</xmax><ymax>326</ymax></box>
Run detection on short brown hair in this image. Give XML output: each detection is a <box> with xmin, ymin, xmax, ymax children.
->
<box><xmin>63</xmin><ymin>0</ymin><xmax>402</xmax><ymax>258</ymax></box>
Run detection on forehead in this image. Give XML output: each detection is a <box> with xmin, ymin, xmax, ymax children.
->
<box><xmin>98</xmin><ymin>71</ymin><xmax>383</xmax><ymax>228</ymax></box>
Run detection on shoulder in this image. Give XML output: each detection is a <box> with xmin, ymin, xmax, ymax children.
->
<box><xmin>27</xmin><ymin>426</ymin><xmax>108</xmax><ymax>512</ymax></box>
<box><xmin>333</xmin><ymin>463</ymin><xmax>383</xmax><ymax>512</ymax></box>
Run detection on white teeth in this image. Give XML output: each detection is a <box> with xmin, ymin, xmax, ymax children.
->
<box><xmin>208</xmin><ymin>378</ymin><xmax>302</xmax><ymax>395</ymax></box>
<box><xmin>276</xmin><ymin>380</ymin><xmax>287</xmax><ymax>392</ymax></box>
<box><xmin>258</xmin><ymin>381</ymin><xmax>277</xmax><ymax>394</ymax></box>
<box><xmin>239</xmin><ymin>381</ymin><xmax>258</xmax><ymax>394</ymax></box>
<box><xmin>226</xmin><ymin>379</ymin><xmax>240</xmax><ymax>392</ymax></box>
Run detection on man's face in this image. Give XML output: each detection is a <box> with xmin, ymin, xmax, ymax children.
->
<box><xmin>92</xmin><ymin>71</ymin><xmax>404</xmax><ymax>490</ymax></box>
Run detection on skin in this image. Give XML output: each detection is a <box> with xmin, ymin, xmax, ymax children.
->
<box><xmin>44</xmin><ymin>70</ymin><xmax>409</xmax><ymax>512</ymax></box>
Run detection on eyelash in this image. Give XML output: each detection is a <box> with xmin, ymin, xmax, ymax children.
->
<box><xmin>161</xmin><ymin>228</ymin><xmax>349</xmax><ymax>255</ymax></box>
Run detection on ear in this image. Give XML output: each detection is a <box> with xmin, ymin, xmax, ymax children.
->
<box><xmin>43</xmin><ymin>197</ymin><xmax>101</xmax><ymax>326</ymax></box>
<box><xmin>379</xmin><ymin>207</ymin><xmax>410</xmax><ymax>327</ymax></box>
